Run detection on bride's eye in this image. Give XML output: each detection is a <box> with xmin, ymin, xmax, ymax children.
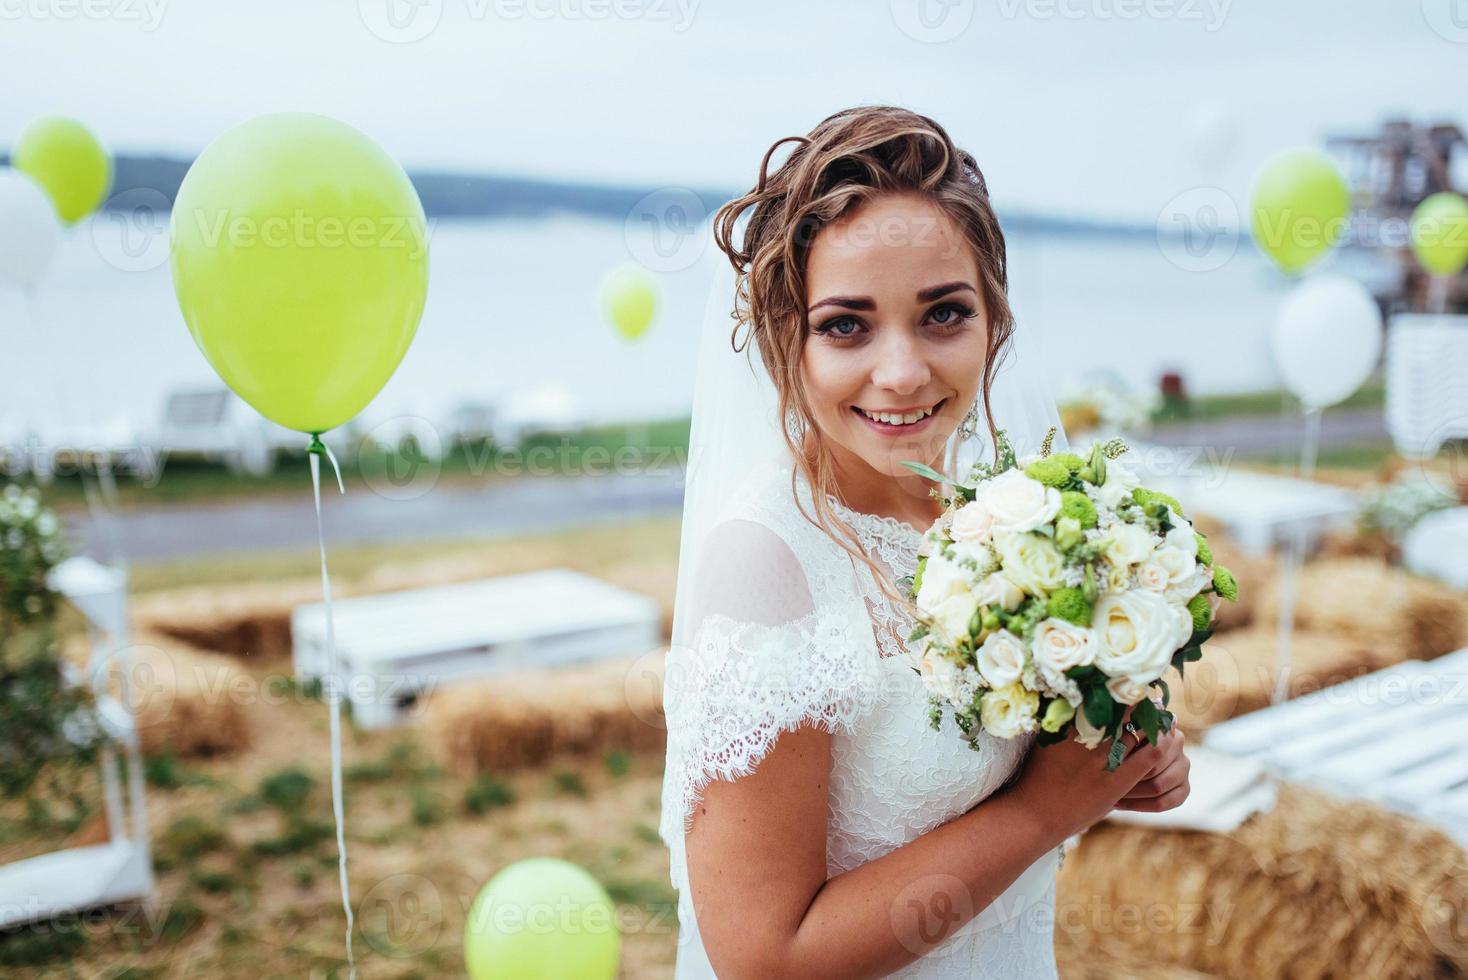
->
<box><xmin>926</xmin><ymin>302</ymin><xmax>976</xmax><ymax>332</ymax></box>
<box><xmin>812</xmin><ymin>315</ymin><xmax>865</xmax><ymax>341</ymax></box>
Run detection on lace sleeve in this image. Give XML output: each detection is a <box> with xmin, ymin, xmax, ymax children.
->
<box><xmin>659</xmin><ymin>518</ymin><xmax>883</xmax><ymax>841</ymax></box>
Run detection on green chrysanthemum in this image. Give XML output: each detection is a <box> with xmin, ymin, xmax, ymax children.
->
<box><xmin>1052</xmin><ymin>452</ymin><xmax>1085</xmax><ymax>474</ymax></box>
<box><xmin>1186</xmin><ymin>593</ymin><xmax>1212</xmax><ymax>632</ymax></box>
<box><xmin>1059</xmin><ymin>491</ymin><xmax>1097</xmax><ymax>528</ymax></box>
<box><xmin>1212</xmin><ymin>564</ymin><xmax>1239</xmax><ymax>602</ymax></box>
<box><xmin>1024</xmin><ymin>457</ymin><xmax>1071</xmax><ymax>488</ymax></box>
<box><xmin>1046</xmin><ymin>587</ymin><xmax>1092</xmax><ymax>627</ymax></box>
<box><xmin>1194</xmin><ymin>534</ymin><xmax>1212</xmax><ymax>566</ymax></box>
<box><xmin>1132</xmin><ymin>487</ymin><xmax>1184</xmax><ymax>516</ymax></box>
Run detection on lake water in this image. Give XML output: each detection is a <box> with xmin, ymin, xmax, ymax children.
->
<box><xmin>1</xmin><ymin>215</ymin><xmax>1324</xmax><ymax>442</ymax></box>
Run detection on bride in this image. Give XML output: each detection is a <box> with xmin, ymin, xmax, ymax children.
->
<box><xmin>658</xmin><ymin>106</ymin><xmax>1191</xmax><ymax>979</ymax></box>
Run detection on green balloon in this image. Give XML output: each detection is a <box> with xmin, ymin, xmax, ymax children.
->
<box><xmin>170</xmin><ymin>112</ymin><xmax>429</xmax><ymax>434</ymax></box>
<box><xmin>1410</xmin><ymin>192</ymin><xmax>1468</xmax><ymax>277</ymax></box>
<box><xmin>14</xmin><ymin>116</ymin><xmax>112</xmax><ymax>224</ymax></box>
<box><xmin>464</xmin><ymin>858</ymin><xmax>620</xmax><ymax>980</ymax></box>
<box><xmin>1250</xmin><ymin>149</ymin><xmax>1350</xmax><ymax>275</ymax></box>
<box><xmin>600</xmin><ymin>264</ymin><xmax>658</xmax><ymax>342</ymax></box>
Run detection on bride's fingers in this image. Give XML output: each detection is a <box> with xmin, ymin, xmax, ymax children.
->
<box><xmin>1120</xmin><ymin>755</ymin><xmax>1190</xmax><ymax>801</ymax></box>
<box><xmin>1114</xmin><ymin>783</ymin><xmax>1190</xmax><ymax>813</ymax></box>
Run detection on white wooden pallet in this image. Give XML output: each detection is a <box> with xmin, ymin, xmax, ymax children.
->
<box><xmin>1205</xmin><ymin>646</ymin><xmax>1468</xmax><ymax>846</ymax></box>
<box><xmin>292</xmin><ymin>568</ymin><xmax>661</xmax><ymax>729</ymax></box>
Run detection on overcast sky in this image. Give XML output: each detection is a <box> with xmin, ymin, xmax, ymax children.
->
<box><xmin>1</xmin><ymin>0</ymin><xmax>1463</xmax><ymax>223</ymax></box>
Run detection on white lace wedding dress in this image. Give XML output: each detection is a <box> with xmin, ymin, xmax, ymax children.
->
<box><xmin>659</xmin><ymin>452</ymin><xmax>1063</xmax><ymax>979</ymax></box>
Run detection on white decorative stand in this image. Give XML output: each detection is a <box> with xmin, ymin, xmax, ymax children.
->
<box><xmin>0</xmin><ymin>556</ymin><xmax>154</xmax><ymax>929</ymax></box>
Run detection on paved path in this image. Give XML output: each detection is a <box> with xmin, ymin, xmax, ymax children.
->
<box><xmin>65</xmin><ymin>409</ymin><xmax>1388</xmax><ymax>563</ymax></box>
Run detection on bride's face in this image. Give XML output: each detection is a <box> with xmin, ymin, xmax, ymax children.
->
<box><xmin>799</xmin><ymin>193</ymin><xmax>988</xmax><ymax>481</ymax></box>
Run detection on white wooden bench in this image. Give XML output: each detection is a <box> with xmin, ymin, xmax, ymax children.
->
<box><xmin>291</xmin><ymin>569</ymin><xmax>662</xmax><ymax>729</ymax></box>
<box><xmin>1205</xmin><ymin>646</ymin><xmax>1468</xmax><ymax>847</ymax></box>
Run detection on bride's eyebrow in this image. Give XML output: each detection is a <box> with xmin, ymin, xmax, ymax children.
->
<box><xmin>917</xmin><ymin>281</ymin><xmax>976</xmax><ymax>301</ymax></box>
<box><xmin>809</xmin><ymin>295</ymin><xmax>875</xmax><ymax>313</ymax></box>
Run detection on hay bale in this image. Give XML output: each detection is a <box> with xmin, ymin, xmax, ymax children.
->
<box><xmin>1056</xmin><ymin>927</ymin><xmax>1220</xmax><ymax>979</ymax></box>
<box><xmin>422</xmin><ymin>649</ymin><xmax>667</xmax><ymax>774</ymax></box>
<box><xmin>1168</xmin><ymin>626</ymin><xmax>1388</xmax><ymax>734</ymax></box>
<box><xmin>1257</xmin><ymin>557</ymin><xmax>1468</xmax><ymax>662</ymax></box>
<box><xmin>1057</xmin><ymin>783</ymin><xmax>1468</xmax><ymax>979</ymax></box>
<box><xmin>124</xmin><ymin>632</ymin><xmax>252</xmax><ymax>758</ymax></box>
<box><xmin>132</xmin><ymin>581</ymin><xmax>324</xmax><ymax>661</ymax></box>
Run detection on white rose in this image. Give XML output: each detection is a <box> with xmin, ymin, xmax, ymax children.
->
<box><xmin>1074</xmin><ymin>706</ymin><xmax>1107</xmax><ymax>749</ymax></box>
<box><xmin>1135</xmin><ymin>559</ymin><xmax>1170</xmax><ymax>592</ymax></box>
<box><xmin>973</xmin><ymin>572</ymin><xmax>1025</xmax><ymax>612</ymax></box>
<box><xmin>1032</xmin><ymin>618</ymin><xmax>1098</xmax><ymax>674</ymax></box>
<box><xmin>1091</xmin><ymin>589</ymin><xmax>1179</xmax><ymax>685</ymax></box>
<box><xmin>950</xmin><ymin>499</ymin><xmax>995</xmax><ymax>548</ymax></box>
<box><xmin>1103</xmin><ymin>521</ymin><xmax>1157</xmax><ymax>568</ymax></box>
<box><xmin>976</xmin><ymin>629</ymin><xmax>1027</xmax><ymax>688</ymax></box>
<box><xmin>916</xmin><ymin>550</ymin><xmax>971</xmax><ymax>610</ymax></box>
<box><xmin>1106</xmin><ymin>674</ymin><xmax>1154</xmax><ymax>705</ymax></box>
<box><xmin>1092</xmin><ymin>456</ymin><xmax>1141</xmax><ymax>510</ymax></box>
<box><xmin>919</xmin><ymin>649</ymin><xmax>963</xmax><ymax>703</ymax></box>
<box><xmin>1164</xmin><ymin>520</ymin><xmax>1197</xmax><ymax>558</ymax></box>
<box><xmin>979</xmin><ymin>470</ymin><xmax>1062</xmax><ymax>533</ymax></box>
<box><xmin>980</xmin><ymin>682</ymin><xmax>1040</xmax><ymax>739</ymax></box>
<box><xmin>1169</xmin><ymin>601</ymin><xmax>1196</xmax><ymax>649</ymax></box>
<box><xmin>991</xmin><ymin>530</ymin><xmax>1067</xmax><ymax>597</ymax></box>
<box><xmin>1165</xmin><ymin>563</ymin><xmax>1214</xmax><ymax>605</ymax></box>
<box><xmin>929</xmin><ymin>591</ymin><xmax>980</xmax><ymax>646</ymax></box>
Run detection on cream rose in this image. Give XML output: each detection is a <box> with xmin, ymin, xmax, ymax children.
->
<box><xmin>1032</xmin><ymin>617</ymin><xmax>1098</xmax><ymax>674</ymax></box>
<box><xmin>991</xmin><ymin>529</ymin><xmax>1067</xmax><ymax>597</ymax></box>
<box><xmin>1135</xmin><ymin>559</ymin><xmax>1170</xmax><ymax>592</ymax></box>
<box><xmin>976</xmin><ymin>628</ymin><xmax>1027</xmax><ymax>688</ymax></box>
<box><xmin>919</xmin><ymin>648</ymin><xmax>963</xmax><ymax>703</ymax></box>
<box><xmin>950</xmin><ymin>499</ymin><xmax>995</xmax><ymax>547</ymax></box>
<box><xmin>980</xmin><ymin>682</ymin><xmax>1039</xmax><ymax>738</ymax></box>
<box><xmin>929</xmin><ymin>591</ymin><xmax>980</xmax><ymax>646</ymax></box>
<box><xmin>978</xmin><ymin>469</ymin><xmax>1062</xmax><ymax>533</ymax></box>
<box><xmin>973</xmin><ymin>572</ymin><xmax>1025</xmax><ymax>612</ymax></box>
<box><xmin>1103</xmin><ymin>521</ymin><xmax>1157</xmax><ymax>567</ymax></box>
<box><xmin>1091</xmin><ymin>589</ymin><xmax>1180</xmax><ymax>685</ymax></box>
<box><xmin>1106</xmin><ymin>674</ymin><xmax>1154</xmax><ymax>705</ymax></box>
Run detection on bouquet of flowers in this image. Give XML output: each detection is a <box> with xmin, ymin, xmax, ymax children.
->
<box><xmin>901</xmin><ymin>429</ymin><xmax>1238</xmax><ymax>769</ymax></box>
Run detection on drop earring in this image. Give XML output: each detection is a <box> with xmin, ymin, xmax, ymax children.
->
<box><xmin>959</xmin><ymin>400</ymin><xmax>980</xmax><ymax>439</ymax></box>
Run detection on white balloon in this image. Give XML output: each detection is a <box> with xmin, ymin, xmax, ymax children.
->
<box><xmin>1272</xmin><ymin>275</ymin><xmax>1383</xmax><ymax>409</ymax></box>
<box><xmin>0</xmin><ymin>168</ymin><xmax>61</xmax><ymax>290</ymax></box>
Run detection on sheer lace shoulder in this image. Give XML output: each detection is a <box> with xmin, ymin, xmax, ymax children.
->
<box><xmin>659</xmin><ymin>461</ymin><xmax>884</xmax><ymax>854</ymax></box>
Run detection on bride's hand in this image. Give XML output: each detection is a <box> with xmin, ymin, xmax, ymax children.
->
<box><xmin>1005</xmin><ymin>714</ymin><xmax>1168</xmax><ymax>841</ymax></box>
<box><xmin>1113</xmin><ymin>724</ymin><xmax>1190</xmax><ymax>813</ymax></box>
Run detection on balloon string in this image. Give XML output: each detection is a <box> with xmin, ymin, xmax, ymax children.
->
<box><xmin>308</xmin><ymin>435</ymin><xmax>354</xmax><ymax>980</ymax></box>
<box><xmin>1271</xmin><ymin>405</ymin><xmax>1323</xmax><ymax>706</ymax></box>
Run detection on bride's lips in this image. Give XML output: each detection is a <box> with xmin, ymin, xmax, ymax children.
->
<box><xmin>850</xmin><ymin>398</ymin><xmax>947</xmax><ymax>437</ymax></box>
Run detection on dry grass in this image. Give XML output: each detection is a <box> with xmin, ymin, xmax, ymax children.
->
<box><xmin>1057</xmin><ymin>783</ymin><xmax>1468</xmax><ymax>979</ymax></box>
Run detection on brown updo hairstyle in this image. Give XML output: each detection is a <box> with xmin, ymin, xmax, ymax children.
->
<box><xmin>712</xmin><ymin>105</ymin><xmax>1015</xmax><ymax>602</ymax></box>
